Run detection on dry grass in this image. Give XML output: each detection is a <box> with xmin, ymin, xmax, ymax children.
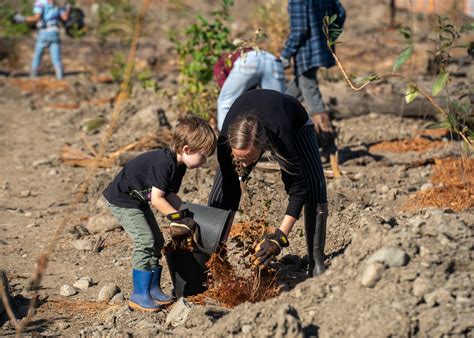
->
<box><xmin>38</xmin><ymin>299</ymin><xmax>117</xmax><ymax>317</ymax></box>
<box><xmin>60</xmin><ymin>132</ymin><xmax>172</xmax><ymax>168</ymax></box>
<box><xmin>10</xmin><ymin>78</ymin><xmax>71</xmax><ymax>93</ymax></box>
<box><xmin>45</xmin><ymin>103</ymin><xmax>80</xmax><ymax>110</ymax></box>
<box><xmin>369</xmin><ymin>135</ymin><xmax>450</xmax><ymax>153</ymax></box>
<box><xmin>405</xmin><ymin>156</ymin><xmax>474</xmax><ymax>211</ymax></box>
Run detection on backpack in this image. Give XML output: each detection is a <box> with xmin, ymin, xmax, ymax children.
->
<box><xmin>62</xmin><ymin>7</ymin><xmax>85</xmax><ymax>37</ymax></box>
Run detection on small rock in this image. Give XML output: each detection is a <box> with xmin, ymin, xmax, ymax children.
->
<box><xmin>424</xmin><ymin>288</ymin><xmax>452</xmax><ymax>307</ymax></box>
<box><xmin>361</xmin><ymin>262</ymin><xmax>385</xmax><ymax>288</ymax></box>
<box><xmin>19</xmin><ymin>190</ymin><xmax>31</xmax><ymax>198</ymax></box>
<box><xmin>241</xmin><ymin>325</ymin><xmax>252</xmax><ymax>334</ymax></box>
<box><xmin>32</xmin><ymin>158</ymin><xmax>52</xmax><ymax>168</ymax></box>
<box><xmin>97</xmin><ymin>283</ymin><xmax>120</xmax><ymax>302</ymax></box>
<box><xmin>48</xmin><ymin>169</ymin><xmax>59</xmax><ymax>176</ymax></box>
<box><xmin>369</xmin><ymin>112</ymin><xmax>379</xmax><ymax>119</ymax></box>
<box><xmin>412</xmin><ymin>277</ymin><xmax>434</xmax><ymax>297</ymax></box>
<box><xmin>73</xmin><ymin>239</ymin><xmax>94</xmax><ymax>251</ymax></box>
<box><xmin>56</xmin><ymin>322</ymin><xmax>70</xmax><ymax>330</ymax></box>
<box><xmin>367</xmin><ymin>247</ymin><xmax>409</xmax><ymax>267</ymax></box>
<box><xmin>73</xmin><ymin>277</ymin><xmax>93</xmax><ymax>290</ymax></box>
<box><xmin>376</xmin><ymin>184</ymin><xmax>390</xmax><ymax>194</ymax></box>
<box><xmin>60</xmin><ymin>285</ymin><xmax>77</xmax><ymax>297</ymax></box>
<box><xmin>109</xmin><ymin>292</ymin><xmax>125</xmax><ymax>304</ymax></box>
<box><xmin>420</xmin><ymin>182</ymin><xmax>433</xmax><ymax>192</ymax></box>
<box><xmin>386</xmin><ymin>188</ymin><xmax>397</xmax><ymax>200</ymax></box>
<box><xmin>166</xmin><ymin>298</ymin><xmax>192</xmax><ymax>327</ymax></box>
<box><xmin>275</xmin><ymin>304</ymin><xmax>304</xmax><ymax>338</ymax></box>
<box><xmin>86</xmin><ymin>214</ymin><xmax>121</xmax><ymax>234</ymax></box>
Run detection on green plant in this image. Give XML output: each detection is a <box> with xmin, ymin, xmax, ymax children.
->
<box><xmin>109</xmin><ymin>51</ymin><xmax>127</xmax><ymax>83</ymax></box>
<box><xmin>109</xmin><ymin>51</ymin><xmax>159</xmax><ymax>92</ymax></box>
<box><xmin>251</xmin><ymin>0</ymin><xmax>288</xmax><ymax>55</ymax></box>
<box><xmin>137</xmin><ymin>68</ymin><xmax>159</xmax><ymax>92</ymax></box>
<box><xmin>0</xmin><ymin>0</ymin><xmax>32</xmax><ymax>37</ymax></box>
<box><xmin>170</xmin><ymin>0</ymin><xmax>234</xmax><ymax>119</ymax></box>
<box><xmin>323</xmin><ymin>15</ymin><xmax>473</xmax><ymax>151</ymax></box>
<box><xmin>96</xmin><ymin>0</ymin><xmax>136</xmax><ymax>42</ymax></box>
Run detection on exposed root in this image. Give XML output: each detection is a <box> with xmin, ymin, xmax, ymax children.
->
<box><xmin>188</xmin><ymin>253</ymin><xmax>281</xmax><ymax>308</ymax></box>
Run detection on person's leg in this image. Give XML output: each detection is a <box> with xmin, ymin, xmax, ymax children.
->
<box><xmin>143</xmin><ymin>208</ymin><xmax>173</xmax><ymax>304</ymax></box>
<box><xmin>285</xmin><ymin>76</ymin><xmax>303</xmax><ymax>101</ymax></box>
<box><xmin>217</xmin><ymin>51</ymin><xmax>261</xmax><ymax>130</ymax></box>
<box><xmin>106</xmin><ymin>203</ymin><xmax>161</xmax><ymax>311</ymax></box>
<box><xmin>260</xmin><ymin>52</ymin><xmax>285</xmax><ymax>92</ymax></box>
<box><xmin>48</xmin><ymin>32</ymin><xmax>63</xmax><ymax>79</ymax></box>
<box><xmin>293</xmin><ymin>124</ymin><xmax>328</xmax><ymax>276</ymax></box>
<box><xmin>298</xmin><ymin>68</ymin><xmax>338</xmax><ymax>159</ymax></box>
<box><xmin>31</xmin><ymin>31</ymin><xmax>47</xmax><ymax>77</ymax></box>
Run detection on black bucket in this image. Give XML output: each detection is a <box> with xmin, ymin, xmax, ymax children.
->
<box><xmin>165</xmin><ymin>250</ymin><xmax>209</xmax><ymax>298</ymax></box>
<box><xmin>166</xmin><ymin>203</ymin><xmax>232</xmax><ymax>298</ymax></box>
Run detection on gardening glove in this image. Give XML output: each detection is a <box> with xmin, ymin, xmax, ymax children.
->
<box><xmin>279</xmin><ymin>57</ymin><xmax>290</xmax><ymax>69</ymax></box>
<box><xmin>166</xmin><ymin>209</ymin><xmax>197</xmax><ymax>240</ymax></box>
<box><xmin>11</xmin><ymin>13</ymin><xmax>26</xmax><ymax>24</ymax></box>
<box><xmin>250</xmin><ymin>229</ymin><xmax>289</xmax><ymax>268</ymax></box>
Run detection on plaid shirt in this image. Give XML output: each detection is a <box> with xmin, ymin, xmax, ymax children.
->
<box><xmin>281</xmin><ymin>0</ymin><xmax>345</xmax><ymax>76</ymax></box>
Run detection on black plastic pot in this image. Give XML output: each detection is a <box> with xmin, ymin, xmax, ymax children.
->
<box><xmin>165</xmin><ymin>250</ymin><xmax>209</xmax><ymax>298</ymax></box>
<box><xmin>166</xmin><ymin>202</ymin><xmax>232</xmax><ymax>298</ymax></box>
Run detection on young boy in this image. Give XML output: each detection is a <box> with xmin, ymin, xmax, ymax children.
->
<box><xmin>103</xmin><ymin>116</ymin><xmax>216</xmax><ymax>312</ymax></box>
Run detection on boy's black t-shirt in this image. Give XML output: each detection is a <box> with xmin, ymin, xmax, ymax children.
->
<box><xmin>103</xmin><ymin>149</ymin><xmax>187</xmax><ymax>210</ymax></box>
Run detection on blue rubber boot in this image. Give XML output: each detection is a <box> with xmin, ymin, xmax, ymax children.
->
<box><xmin>129</xmin><ymin>269</ymin><xmax>162</xmax><ymax>312</ymax></box>
<box><xmin>150</xmin><ymin>266</ymin><xmax>173</xmax><ymax>305</ymax></box>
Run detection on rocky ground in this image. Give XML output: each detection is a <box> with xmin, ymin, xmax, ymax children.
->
<box><xmin>1</xmin><ymin>0</ymin><xmax>473</xmax><ymax>336</ymax></box>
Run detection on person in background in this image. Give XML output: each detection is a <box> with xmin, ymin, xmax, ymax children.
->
<box><xmin>12</xmin><ymin>0</ymin><xmax>71</xmax><ymax>79</ymax></box>
<box><xmin>280</xmin><ymin>0</ymin><xmax>346</xmax><ymax>160</ymax></box>
<box><xmin>103</xmin><ymin>116</ymin><xmax>216</xmax><ymax>312</ymax></box>
<box><xmin>214</xmin><ymin>48</ymin><xmax>285</xmax><ymax>131</ymax></box>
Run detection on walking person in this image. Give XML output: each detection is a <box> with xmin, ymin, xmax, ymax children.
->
<box><xmin>214</xmin><ymin>48</ymin><xmax>285</xmax><ymax>131</ymax></box>
<box><xmin>208</xmin><ymin>89</ymin><xmax>328</xmax><ymax>277</ymax></box>
<box><xmin>280</xmin><ymin>0</ymin><xmax>346</xmax><ymax>159</ymax></box>
<box><xmin>12</xmin><ymin>0</ymin><xmax>71</xmax><ymax>79</ymax></box>
<box><xmin>103</xmin><ymin>116</ymin><xmax>216</xmax><ymax>312</ymax></box>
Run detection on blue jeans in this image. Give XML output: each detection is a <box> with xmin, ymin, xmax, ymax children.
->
<box><xmin>31</xmin><ymin>29</ymin><xmax>63</xmax><ymax>79</ymax></box>
<box><xmin>217</xmin><ymin>50</ymin><xmax>285</xmax><ymax>130</ymax></box>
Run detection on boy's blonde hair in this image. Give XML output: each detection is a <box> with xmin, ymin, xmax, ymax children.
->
<box><xmin>171</xmin><ymin>115</ymin><xmax>216</xmax><ymax>157</ymax></box>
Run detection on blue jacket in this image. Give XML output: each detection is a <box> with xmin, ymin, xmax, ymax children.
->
<box><xmin>281</xmin><ymin>0</ymin><xmax>346</xmax><ymax>76</ymax></box>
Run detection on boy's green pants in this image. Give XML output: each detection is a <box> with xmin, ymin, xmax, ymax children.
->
<box><xmin>106</xmin><ymin>201</ymin><xmax>165</xmax><ymax>270</ymax></box>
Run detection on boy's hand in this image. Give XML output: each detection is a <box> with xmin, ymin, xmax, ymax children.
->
<box><xmin>250</xmin><ymin>229</ymin><xmax>289</xmax><ymax>267</ymax></box>
<box><xmin>166</xmin><ymin>209</ymin><xmax>196</xmax><ymax>240</ymax></box>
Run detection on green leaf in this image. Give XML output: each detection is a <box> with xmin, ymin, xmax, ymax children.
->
<box><xmin>405</xmin><ymin>84</ymin><xmax>419</xmax><ymax>104</ymax></box>
<box><xmin>393</xmin><ymin>47</ymin><xmax>413</xmax><ymax>72</ymax></box>
<box><xmin>432</xmin><ymin>70</ymin><xmax>449</xmax><ymax>96</ymax></box>
<box><xmin>425</xmin><ymin>121</ymin><xmax>451</xmax><ymax>129</ymax></box>
<box><xmin>398</xmin><ymin>26</ymin><xmax>412</xmax><ymax>40</ymax></box>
